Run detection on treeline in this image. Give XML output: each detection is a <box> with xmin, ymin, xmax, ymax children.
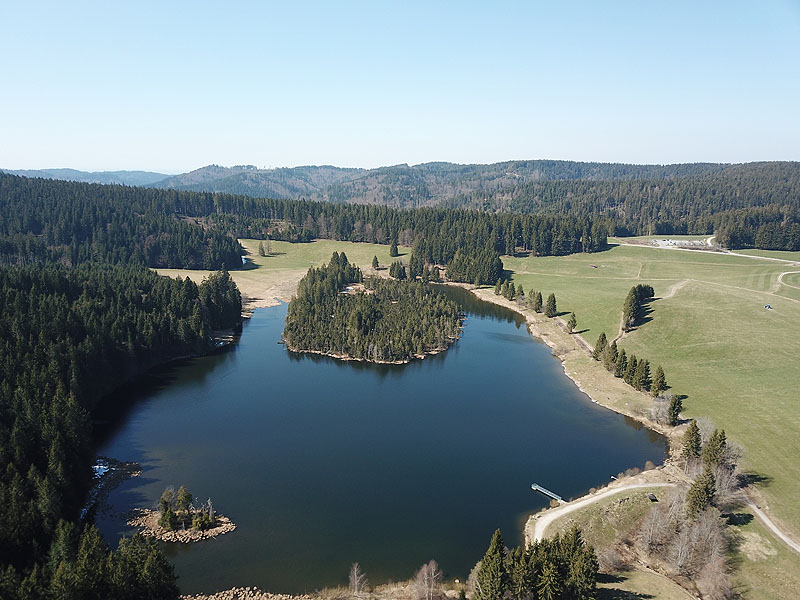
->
<box><xmin>471</xmin><ymin>528</ymin><xmax>598</xmax><ymax>600</ymax></box>
<box><xmin>454</xmin><ymin>162</ymin><xmax>800</xmax><ymax>243</ymax></box>
<box><xmin>284</xmin><ymin>253</ymin><xmax>462</xmax><ymax>362</ymax></box>
<box><xmin>715</xmin><ymin>205</ymin><xmax>800</xmax><ymax>251</ymax></box>
<box><xmin>0</xmin><ymin>174</ymin><xmax>244</xmax><ymax>269</ymax></box>
<box><xmin>0</xmin><ymin>263</ymin><xmax>240</xmax><ymax>596</ymax></box>
<box><xmin>0</xmin><ymin>524</ymin><xmax>179</xmax><ymax>600</ymax></box>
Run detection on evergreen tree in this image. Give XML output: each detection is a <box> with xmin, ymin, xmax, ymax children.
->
<box><xmin>614</xmin><ymin>348</ymin><xmax>627</xmax><ymax>377</ymax></box>
<box><xmin>494</xmin><ymin>280</ymin><xmax>502</xmax><ymax>295</ymax></box>
<box><xmin>592</xmin><ymin>332</ymin><xmax>607</xmax><ymax>360</ymax></box>
<box><xmin>668</xmin><ymin>395</ymin><xmax>683</xmax><ymax>426</ymax></box>
<box><xmin>545</xmin><ymin>293</ymin><xmax>557</xmax><ymax>318</ymax></box>
<box><xmin>475</xmin><ymin>529</ymin><xmax>508</xmax><ymax>600</ymax></box>
<box><xmin>176</xmin><ymin>486</ymin><xmax>192</xmax><ymax>514</ymax></box>
<box><xmin>536</xmin><ymin>561</ymin><xmax>561</xmax><ymax>600</ymax></box>
<box><xmin>390</xmin><ymin>238</ymin><xmax>399</xmax><ymax>257</ymax></box>
<box><xmin>683</xmin><ymin>420</ymin><xmax>701</xmax><ymax>461</ymax></box>
<box><xmin>508</xmin><ymin>282</ymin><xmax>516</xmax><ymax>301</ymax></box>
<box><xmin>567</xmin><ymin>312</ymin><xmax>577</xmax><ymax>333</ymax></box>
<box><xmin>603</xmin><ymin>340</ymin><xmax>618</xmax><ymax>372</ymax></box>
<box><xmin>533</xmin><ymin>291</ymin><xmax>543</xmax><ymax>313</ymax></box>
<box><xmin>258</xmin><ymin>241</ymin><xmax>266</xmax><ymax>256</ymax></box>
<box><xmin>651</xmin><ymin>365</ymin><xmax>667</xmax><ymax>397</ymax></box>
<box><xmin>372</xmin><ymin>255</ymin><xmax>379</xmax><ymax>270</ymax></box>
<box><xmin>702</xmin><ymin>429</ymin><xmax>727</xmax><ymax>467</ymax></box>
<box><xmin>686</xmin><ymin>467</ymin><xmax>716</xmax><ymax>518</ymax></box>
<box><xmin>431</xmin><ymin>266</ymin><xmax>440</xmax><ymax>282</ymax></box>
<box><xmin>623</xmin><ymin>355</ymin><xmax>637</xmax><ymax>385</ymax></box>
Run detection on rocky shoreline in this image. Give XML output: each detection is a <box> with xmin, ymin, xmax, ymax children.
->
<box><xmin>127</xmin><ymin>508</ymin><xmax>236</xmax><ymax>543</ymax></box>
<box><xmin>182</xmin><ymin>589</ymin><xmax>313</xmax><ymax>600</ymax></box>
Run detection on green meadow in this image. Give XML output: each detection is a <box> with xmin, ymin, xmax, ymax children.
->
<box><xmin>504</xmin><ymin>243</ymin><xmax>800</xmax><ymax>542</ymax></box>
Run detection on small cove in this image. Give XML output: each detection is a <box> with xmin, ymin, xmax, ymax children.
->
<box><xmin>94</xmin><ymin>287</ymin><xmax>666</xmax><ymax>594</ymax></box>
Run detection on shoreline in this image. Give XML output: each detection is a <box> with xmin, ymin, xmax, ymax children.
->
<box><xmin>127</xmin><ymin>508</ymin><xmax>237</xmax><ymax>543</ymax></box>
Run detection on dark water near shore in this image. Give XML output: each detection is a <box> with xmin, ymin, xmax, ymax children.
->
<box><xmin>94</xmin><ymin>287</ymin><xmax>665</xmax><ymax>594</ymax></box>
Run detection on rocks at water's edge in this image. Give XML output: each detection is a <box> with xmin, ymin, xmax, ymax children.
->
<box><xmin>127</xmin><ymin>508</ymin><xmax>236</xmax><ymax>543</ymax></box>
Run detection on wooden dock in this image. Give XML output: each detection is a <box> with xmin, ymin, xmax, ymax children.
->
<box><xmin>531</xmin><ymin>483</ymin><xmax>564</xmax><ymax>503</ymax></box>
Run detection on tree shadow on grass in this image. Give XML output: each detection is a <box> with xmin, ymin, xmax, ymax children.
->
<box><xmin>739</xmin><ymin>472</ymin><xmax>772</xmax><ymax>488</ymax></box>
<box><xmin>596</xmin><ymin>573</ymin><xmax>656</xmax><ymax>599</ymax></box>
<box><xmin>575</xmin><ymin>328</ymin><xmax>590</xmax><ymax>335</ymax></box>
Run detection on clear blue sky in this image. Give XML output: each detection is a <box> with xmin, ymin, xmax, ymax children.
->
<box><xmin>2</xmin><ymin>1</ymin><xmax>799</xmax><ymax>171</ymax></box>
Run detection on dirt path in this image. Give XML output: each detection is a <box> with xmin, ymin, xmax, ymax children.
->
<box><xmin>745</xmin><ymin>493</ymin><xmax>800</xmax><ymax>554</ymax></box>
<box><xmin>775</xmin><ymin>270</ymin><xmax>800</xmax><ymax>292</ymax></box>
<box><xmin>529</xmin><ymin>483</ymin><xmax>677</xmax><ymax>542</ymax></box>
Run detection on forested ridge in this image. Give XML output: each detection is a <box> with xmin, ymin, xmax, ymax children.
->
<box><xmin>0</xmin><ymin>263</ymin><xmax>241</xmax><ymax>598</ymax></box>
<box><xmin>284</xmin><ymin>253</ymin><xmax>462</xmax><ymax>363</ymax></box>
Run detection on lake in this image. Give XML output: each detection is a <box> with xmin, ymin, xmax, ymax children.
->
<box><xmin>94</xmin><ymin>286</ymin><xmax>665</xmax><ymax>594</ymax></box>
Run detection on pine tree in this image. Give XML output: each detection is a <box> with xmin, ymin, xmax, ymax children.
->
<box><xmin>390</xmin><ymin>239</ymin><xmax>399</xmax><ymax>257</ymax></box>
<box><xmin>536</xmin><ymin>561</ymin><xmax>561</xmax><ymax>600</ymax></box>
<box><xmin>702</xmin><ymin>429</ymin><xmax>727</xmax><ymax>467</ymax></box>
<box><xmin>632</xmin><ymin>360</ymin><xmax>646</xmax><ymax>390</ymax></box>
<box><xmin>683</xmin><ymin>420</ymin><xmax>701</xmax><ymax>461</ymax></box>
<box><xmin>176</xmin><ymin>485</ymin><xmax>192</xmax><ymax>514</ymax></box>
<box><xmin>614</xmin><ymin>348</ymin><xmax>627</xmax><ymax>378</ymax></box>
<box><xmin>494</xmin><ymin>280</ymin><xmax>502</xmax><ymax>295</ymax></box>
<box><xmin>668</xmin><ymin>395</ymin><xmax>683</xmax><ymax>426</ymax></box>
<box><xmin>624</xmin><ymin>355</ymin><xmax>637</xmax><ymax>385</ymax></box>
<box><xmin>603</xmin><ymin>340</ymin><xmax>618</xmax><ymax>371</ymax></box>
<box><xmin>686</xmin><ymin>467</ymin><xmax>716</xmax><ymax>518</ymax></box>
<box><xmin>508</xmin><ymin>282</ymin><xmax>516</xmax><ymax>301</ymax></box>
<box><xmin>475</xmin><ymin>529</ymin><xmax>508</xmax><ymax>600</ymax></box>
<box><xmin>533</xmin><ymin>291</ymin><xmax>543</xmax><ymax>313</ymax></box>
<box><xmin>545</xmin><ymin>293</ymin><xmax>557</xmax><ymax>318</ymax></box>
<box><xmin>372</xmin><ymin>256</ymin><xmax>379</xmax><ymax>270</ymax></box>
<box><xmin>651</xmin><ymin>365</ymin><xmax>667</xmax><ymax>397</ymax></box>
<box><xmin>567</xmin><ymin>312</ymin><xmax>577</xmax><ymax>333</ymax></box>
<box><xmin>592</xmin><ymin>332</ymin><xmax>607</xmax><ymax>360</ymax></box>
<box><xmin>258</xmin><ymin>241</ymin><xmax>266</xmax><ymax>257</ymax></box>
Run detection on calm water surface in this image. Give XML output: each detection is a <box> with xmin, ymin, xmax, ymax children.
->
<box><xmin>95</xmin><ymin>287</ymin><xmax>665</xmax><ymax>594</ymax></box>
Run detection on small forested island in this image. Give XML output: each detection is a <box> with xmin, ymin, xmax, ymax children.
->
<box><xmin>128</xmin><ymin>485</ymin><xmax>236</xmax><ymax>543</ymax></box>
<box><xmin>283</xmin><ymin>252</ymin><xmax>462</xmax><ymax>363</ymax></box>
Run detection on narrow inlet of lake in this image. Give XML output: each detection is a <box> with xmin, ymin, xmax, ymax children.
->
<box><xmin>94</xmin><ymin>288</ymin><xmax>666</xmax><ymax>594</ymax></box>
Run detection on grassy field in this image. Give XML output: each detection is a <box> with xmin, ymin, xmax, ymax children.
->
<box><xmin>731</xmin><ymin>249</ymin><xmax>800</xmax><ymax>262</ymax></box>
<box><xmin>158</xmin><ymin>239</ymin><xmax>409</xmax><ymax>306</ymax></box>
<box><xmin>503</xmin><ymin>243</ymin><xmax>800</xmax><ymax>598</ymax></box>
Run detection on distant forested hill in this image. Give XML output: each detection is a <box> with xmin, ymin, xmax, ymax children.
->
<box><xmin>143</xmin><ymin>160</ymin><xmax>800</xmax><ymax>241</ymax></box>
<box><xmin>1</xmin><ymin>167</ymin><xmax>168</xmax><ymax>186</ymax></box>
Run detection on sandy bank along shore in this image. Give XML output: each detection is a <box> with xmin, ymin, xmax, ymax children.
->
<box><xmin>182</xmin><ymin>589</ymin><xmax>313</xmax><ymax>600</ymax></box>
<box><xmin>127</xmin><ymin>508</ymin><xmax>236</xmax><ymax>543</ymax></box>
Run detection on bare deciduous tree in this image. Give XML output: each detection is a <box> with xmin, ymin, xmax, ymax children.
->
<box><xmin>413</xmin><ymin>560</ymin><xmax>443</xmax><ymax>600</ymax></box>
<box><xmin>349</xmin><ymin>562</ymin><xmax>368</xmax><ymax>597</ymax></box>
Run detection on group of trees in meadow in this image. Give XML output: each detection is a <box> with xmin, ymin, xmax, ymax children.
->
<box><xmin>0</xmin><ymin>263</ymin><xmax>241</xmax><ymax>598</ymax></box>
<box><xmin>622</xmin><ymin>284</ymin><xmax>654</xmax><ymax>331</ymax></box>
<box><xmin>622</xmin><ymin>421</ymin><xmax>742</xmax><ymax>599</ymax></box>
<box><xmin>591</xmin><ymin>333</ymin><xmax>675</xmax><ymax>418</ymax></box>
<box><xmin>284</xmin><ymin>253</ymin><xmax>462</xmax><ymax>363</ymax></box>
<box><xmin>493</xmin><ymin>282</ymin><xmax>560</xmax><ymax>320</ymax></box>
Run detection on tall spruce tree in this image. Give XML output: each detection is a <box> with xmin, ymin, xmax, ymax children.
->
<box><xmin>668</xmin><ymin>395</ymin><xmax>683</xmax><ymax>426</ymax></box>
<box><xmin>651</xmin><ymin>365</ymin><xmax>667</xmax><ymax>397</ymax></box>
<box><xmin>683</xmin><ymin>420</ymin><xmax>701</xmax><ymax>461</ymax></box>
<box><xmin>686</xmin><ymin>467</ymin><xmax>716</xmax><ymax>518</ymax></box>
<box><xmin>567</xmin><ymin>312</ymin><xmax>577</xmax><ymax>333</ymax></box>
<box><xmin>702</xmin><ymin>429</ymin><xmax>727</xmax><ymax>467</ymax></box>
<box><xmin>592</xmin><ymin>332</ymin><xmax>607</xmax><ymax>360</ymax></box>
<box><xmin>533</xmin><ymin>291</ymin><xmax>543</xmax><ymax>313</ymax></box>
<box><xmin>614</xmin><ymin>349</ymin><xmax>627</xmax><ymax>377</ymax></box>
<box><xmin>545</xmin><ymin>293</ymin><xmax>557</xmax><ymax>318</ymax></box>
<box><xmin>603</xmin><ymin>340</ymin><xmax>618</xmax><ymax>371</ymax></box>
<box><xmin>537</xmin><ymin>562</ymin><xmax>561</xmax><ymax>600</ymax></box>
<box><xmin>475</xmin><ymin>529</ymin><xmax>508</xmax><ymax>600</ymax></box>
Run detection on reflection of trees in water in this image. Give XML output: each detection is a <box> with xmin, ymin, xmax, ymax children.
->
<box><xmin>432</xmin><ymin>284</ymin><xmax>525</xmax><ymax>327</ymax></box>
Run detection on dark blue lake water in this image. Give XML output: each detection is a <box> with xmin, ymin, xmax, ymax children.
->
<box><xmin>95</xmin><ymin>286</ymin><xmax>665</xmax><ymax>594</ymax></box>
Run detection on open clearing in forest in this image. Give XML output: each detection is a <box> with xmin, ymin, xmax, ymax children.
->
<box><xmin>503</xmin><ymin>243</ymin><xmax>800</xmax><ymax>597</ymax></box>
<box><xmin>157</xmin><ymin>239</ymin><xmax>409</xmax><ymax>307</ymax></box>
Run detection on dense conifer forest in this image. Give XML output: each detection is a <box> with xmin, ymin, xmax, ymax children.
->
<box><xmin>0</xmin><ymin>263</ymin><xmax>240</xmax><ymax>598</ymax></box>
<box><xmin>284</xmin><ymin>253</ymin><xmax>462</xmax><ymax>362</ymax></box>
